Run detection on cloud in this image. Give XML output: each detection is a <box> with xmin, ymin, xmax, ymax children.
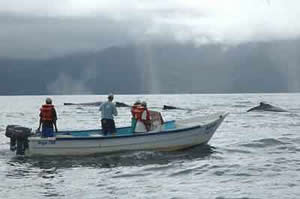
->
<box><xmin>0</xmin><ymin>0</ymin><xmax>300</xmax><ymax>58</ymax></box>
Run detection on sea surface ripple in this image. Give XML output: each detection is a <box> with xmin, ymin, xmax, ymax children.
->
<box><xmin>0</xmin><ymin>93</ymin><xmax>300</xmax><ymax>199</ymax></box>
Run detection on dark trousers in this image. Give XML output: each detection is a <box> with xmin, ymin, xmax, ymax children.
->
<box><xmin>42</xmin><ymin>127</ymin><xmax>55</xmax><ymax>137</ymax></box>
<box><xmin>101</xmin><ymin>119</ymin><xmax>116</xmax><ymax>136</ymax></box>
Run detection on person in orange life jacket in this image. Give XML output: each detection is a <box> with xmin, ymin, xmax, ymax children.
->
<box><xmin>37</xmin><ymin>97</ymin><xmax>58</xmax><ymax>137</ymax></box>
<box><xmin>131</xmin><ymin>100</ymin><xmax>142</xmax><ymax>132</ymax></box>
<box><xmin>134</xmin><ymin>101</ymin><xmax>151</xmax><ymax>133</ymax></box>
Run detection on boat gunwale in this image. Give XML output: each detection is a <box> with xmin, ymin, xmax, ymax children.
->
<box><xmin>29</xmin><ymin>116</ymin><xmax>225</xmax><ymax>141</ymax></box>
<box><xmin>56</xmin><ymin>120</ymin><xmax>176</xmax><ymax>134</ymax></box>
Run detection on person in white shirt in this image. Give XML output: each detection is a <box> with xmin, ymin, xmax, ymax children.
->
<box><xmin>99</xmin><ymin>94</ymin><xmax>118</xmax><ymax>135</ymax></box>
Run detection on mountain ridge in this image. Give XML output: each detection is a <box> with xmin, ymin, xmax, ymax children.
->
<box><xmin>0</xmin><ymin>40</ymin><xmax>299</xmax><ymax>95</ymax></box>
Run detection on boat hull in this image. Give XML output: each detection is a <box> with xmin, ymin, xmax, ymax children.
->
<box><xmin>26</xmin><ymin>113</ymin><xmax>227</xmax><ymax>156</ymax></box>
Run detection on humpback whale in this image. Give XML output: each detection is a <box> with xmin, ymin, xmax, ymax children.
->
<box><xmin>163</xmin><ymin>105</ymin><xmax>178</xmax><ymax>110</ymax></box>
<box><xmin>64</xmin><ymin>102</ymin><xmax>102</xmax><ymax>106</ymax></box>
<box><xmin>115</xmin><ymin>102</ymin><xmax>131</xmax><ymax>107</ymax></box>
<box><xmin>162</xmin><ymin>105</ymin><xmax>192</xmax><ymax>111</ymax></box>
<box><xmin>247</xmin><ymin>102</ymin><xmax>287</xmax><ymax>112</ymax></box>
<box><xmin>64</xmin><ymin>101</ymin><xmax>130</xmax><ymax>107</ymax></box>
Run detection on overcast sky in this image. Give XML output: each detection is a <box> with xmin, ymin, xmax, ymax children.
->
<box><xmin>1</xmin><ymin>0</ymin><xmax>300</xmax><ymax>58</ymax></box>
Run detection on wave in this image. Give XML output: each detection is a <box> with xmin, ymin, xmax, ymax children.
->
<box><xmin>169</xmin><ymin>168</ymin><xmax>196</xmax><ymax>176</ymax></box>
<box><xmin>232</xmin><ymin>104</ymin><xmax>248</xmax><ymax>108</ymax></box>
<box><xmin>240</xmin><ymin>138</ymin><xmax>287</xmax><ymax>148</ymax></box>
<box><xmin>224</xmin><ymin>148</ymin><xmax>252</xmax><ymax>154</ymax></box>
<box><xmin>112</xmin><ymin>173</ymin><xmax>150</xmax><ymax>179</ymax></box>
<box><xmin>2</xmin><ymin>145</ymin><xmax>216</xmax><ymax>170</ymax></box>
<box><xmin>5</xmin><ymin>112</ymin><xmax>25</xmax><ymax>118</ymax></box>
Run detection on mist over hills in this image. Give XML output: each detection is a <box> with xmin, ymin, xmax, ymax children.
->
<box><xmin>0</xmin><ymin>40</ymin><xmax>299</xmax><ymax>95</ymax></box>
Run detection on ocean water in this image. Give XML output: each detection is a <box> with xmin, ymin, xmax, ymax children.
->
<box><xmin>0</xmin><ymin>93</ymin><xmax>300</xmax><ymax>199</ymax></box>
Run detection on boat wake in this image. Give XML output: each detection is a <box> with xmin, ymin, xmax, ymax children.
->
<box><xmin>4</xmin><ymin>145</ymin><xmax>216</xmax><ymax>169</ymax></box>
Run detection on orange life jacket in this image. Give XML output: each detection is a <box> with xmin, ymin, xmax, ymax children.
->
<box><xmin>134</xmin><ymin>106</ymin><xmax>150</xmax><ymax>121</ymax></box>
<box><xmin>40</xmin><ymin>104</ymin><xmax>54</xmax><ymax>121</ymax></box>
<box><xmin>131</xmin><ymin>105</ymin><xmax>142</xmax><ymax>118</ymax></box>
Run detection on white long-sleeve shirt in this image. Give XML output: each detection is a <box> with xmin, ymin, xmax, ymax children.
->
<box><xmin>135</xmin><ymin>110</ymin><xmax>150</xmax><ymax>133</ymax></box>
<box><xmin>99</xmin><ymin>101</ymin><xmax>118</xmax><ymax>120</ymax></box>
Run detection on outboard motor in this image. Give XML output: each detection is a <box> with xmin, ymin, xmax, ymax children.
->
<box><xmin>5</xmin><ymin>125</ymin><xmax>32</xmax><ymax>155</ymax></box>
